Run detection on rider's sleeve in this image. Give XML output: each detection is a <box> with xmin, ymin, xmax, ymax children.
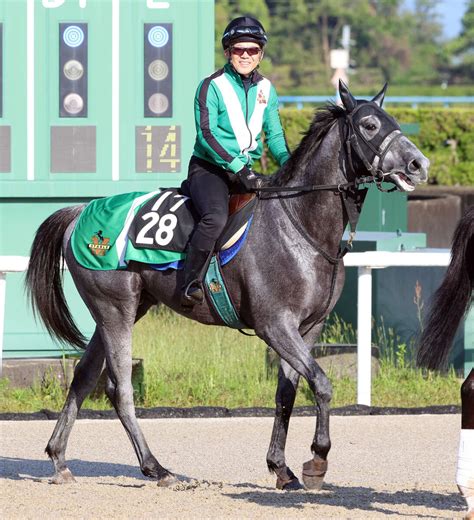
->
<box><xmin>195</xmin><ymin>78</ymin><xmax>247</xmax><ymax>174</ymax></box>
<box><xmin>263</xmin><ymin>84</ymin><xmax>291</xmax><ymax>166</ymax></box>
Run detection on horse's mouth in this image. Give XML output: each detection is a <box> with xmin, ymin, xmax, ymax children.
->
<box><xmin>388</xmin><ymin>171</ymin><xmax>416</xmax><ymax>192</ymax></box>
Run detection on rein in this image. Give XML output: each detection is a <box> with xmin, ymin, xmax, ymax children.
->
<box><xmin>253</xmin><ymin>174</ymin><xmax>375</xmax><ymax>194</ymax></box>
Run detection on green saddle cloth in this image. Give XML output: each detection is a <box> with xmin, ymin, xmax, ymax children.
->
<box><xmin>71</xmin><ymin>190</ymin><xmax>184</xmax><ymax>270</ymax></box>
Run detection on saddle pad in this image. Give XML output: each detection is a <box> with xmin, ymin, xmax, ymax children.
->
<box><xmin>71</xmin><ymin>189</ymin><xmax>256</xmax><ymax>271</ymax></box>
<box><xmin>71</xmin><ymin>190</ymin><xmax>184</xmax><ymax>271</ymax></box>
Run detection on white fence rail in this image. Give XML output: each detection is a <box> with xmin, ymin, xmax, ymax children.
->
<box><xmin>0</xmin><ymin>252</ymin><xmax>451</xmax><ymax>404</ymax></box>
<box><xmin>343</xmin><ymin>251</ymin><xmax>451</xmax><ymax>405</ymax></box>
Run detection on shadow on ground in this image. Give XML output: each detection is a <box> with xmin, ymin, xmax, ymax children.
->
<box><xmin>223</xmin><ymin>483</ymin><xmax>465</xmax><ymax>516</ymax></box>
<box><xmin>0</xmin><ymin>456</ymin><xmax>147</xmax><ymax>480</ymax></box>
<box><xmin>1</xmin><ymin>456</ymin><xmax>465</xmax><ymax>516</ymax></box>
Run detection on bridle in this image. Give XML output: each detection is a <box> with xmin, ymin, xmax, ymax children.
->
<box><xmin>343</xmin><ymin>103</ymin><xmax>403</xmax><ymax>193</ymax></box>
<box><xmin>256</xmin><ymin>101</ymin><xmax>403</xmax><ymax>196</ymax></box>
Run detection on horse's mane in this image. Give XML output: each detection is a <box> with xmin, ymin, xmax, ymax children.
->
<box><xmin>271</xmin><ymin>103</ymin><xmax>346</xmax><ymax>186</ymax></box>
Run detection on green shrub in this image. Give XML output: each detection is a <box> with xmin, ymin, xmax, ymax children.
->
<box><xmin>258</xmin><ymin>107</ymin><xmax>474</xmax><ymax>186</ymax></box>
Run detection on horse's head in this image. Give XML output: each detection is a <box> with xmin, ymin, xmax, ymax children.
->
<box><xmin>338</xmin><ymin>80</ymin><xmax>429</xmax><ymax>192</ymax></box>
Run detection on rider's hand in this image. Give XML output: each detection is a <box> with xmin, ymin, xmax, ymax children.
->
<box><xmin>236</xmin><ymin>166</ymin><xmax>263</xmax><ymax>191</ymax></box>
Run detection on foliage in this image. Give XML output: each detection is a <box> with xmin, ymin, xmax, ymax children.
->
<box><xmin>214</xmin><ymin>0</ymin><xmax>472</xmax><ymax>94</ymax></box>
<box><xmin>0</xmin><ymin>310</ymin><xmax>461</xmax><ymax>412</ymax></box>
<box><xmin>256</xmin><ymin>107</ymin><xmax>474</xmax><ymax>186</ymax></box>
<box><xmin>446</xmin><ymin>0</ymin><xmax>474</xmax><ymax>83</ymax></box>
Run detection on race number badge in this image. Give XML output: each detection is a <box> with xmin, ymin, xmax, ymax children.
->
<box><xmin>128</xmin><ymin>189</ymin><xmax>197</xmax><ymax>252</ymax></box>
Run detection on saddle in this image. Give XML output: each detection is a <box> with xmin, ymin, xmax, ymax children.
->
<box><xmin>219</xmin><ymin>192</ymin><xmax>257</xmax><ymax>249</ymax></box>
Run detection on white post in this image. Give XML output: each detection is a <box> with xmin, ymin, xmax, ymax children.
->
<box><xmin>0</xmin><ymin>272</ymin><xmax>6</xmax><ymax>376</ymax></box>
<box><xmin>357</xmin><ymin>266</ymin><xmax>373</xmax><ymax>405</ymax></box>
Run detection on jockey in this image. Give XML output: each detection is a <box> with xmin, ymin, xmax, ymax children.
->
<box><xmin>180</xmin><ymin>15</ymin><xmax>291</xmax><ymax>307</ymax></box>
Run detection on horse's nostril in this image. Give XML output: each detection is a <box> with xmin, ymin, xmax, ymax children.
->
<box><xmin>408</xmin><ymin>159</ymin><xmax>421</xmax><ymax>173</ymax></box>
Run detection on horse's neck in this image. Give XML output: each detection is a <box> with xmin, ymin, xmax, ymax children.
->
<box><xmin>276</xmin><ymin>128</ymin><xmax>349</xmax><ymax>257</ymax></box>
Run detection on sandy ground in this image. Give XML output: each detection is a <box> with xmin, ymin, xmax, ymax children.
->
<box><xmin>0</xmin><ymin>414</ymin><xmax>466</xmax><ymax>519</ymax></box>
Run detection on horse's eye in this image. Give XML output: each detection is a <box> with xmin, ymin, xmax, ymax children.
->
<box><xmin>365</xmin><ymin>123</ymin><xmax>377</xmax><ymax>131</ymax></box>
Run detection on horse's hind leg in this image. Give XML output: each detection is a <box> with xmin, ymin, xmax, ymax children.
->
<box><xmin>46</xmin><ymin>329</ymin><xmax>105</xmax><ymax>483</ymax></box>
<box><xmin>266</xmin><ymin>358</ymin><xmax>302</xmax><ymax>490</ymax></box>
<box><xmin>45</xmin><ymin>297</ymin><xmax>156</xmax><ymax>484</ymax></box>
<box><xmin>99</xmin><ymin>306</ymin><xmax>176</xmax><ymax>486</ymax></box>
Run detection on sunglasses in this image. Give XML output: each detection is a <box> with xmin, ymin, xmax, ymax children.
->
<box><xmin>230</xmin><ymin>46</ymin><xmax>261</xmax><ymax>57</ymax></box>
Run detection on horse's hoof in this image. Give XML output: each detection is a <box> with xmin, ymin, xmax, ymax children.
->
<box><xmin>50</xmin><ymin>468</ymin><xmax>76</xmax><ymax>485</ymax></box>
<box><xmin>302</xmin><ymin>458</ymin><xmax>327</xmax><ymax>491</ymax></box>
<box><xmin>276</xmin><ymin>476</ymin><xmax>304</xmax><ymax>491</ymax></box>
<box><xmin>156</xmin><ymin>472</ymin><xmax>179</xmax><ymax>487</ymax></box>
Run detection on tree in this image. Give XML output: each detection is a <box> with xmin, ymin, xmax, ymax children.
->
<box><xmin>447</xmin><ymin>0</ymin><xmax>474</xmax><ymax>83</ymax></box>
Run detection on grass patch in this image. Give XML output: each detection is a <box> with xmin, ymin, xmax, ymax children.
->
<box><xmin>0</xmin><ymin>308</ymin><xmax>461</xmax><ymax>413</ymax></box>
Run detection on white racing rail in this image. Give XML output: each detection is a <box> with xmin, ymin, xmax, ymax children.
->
<box><xmin>343</xmin><ymin>251</ymin><xmax>451</xmax><ymax>405</ymax></box>
<box><xmin>0</xmin><ymin>251</ymin><xmax>451</xmax><ymax>404</ymax></box>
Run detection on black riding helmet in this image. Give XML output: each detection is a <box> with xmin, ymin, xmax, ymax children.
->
<box><xmin>221</xmin><ymin>16</ymin><xmax>267</xmax><ymax>50</ymax></box>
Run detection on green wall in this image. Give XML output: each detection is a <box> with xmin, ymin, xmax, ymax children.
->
<box><xmin>0</xmin><ymin>0</ymin><xmax>214</xmax><ymax>358</ymax></box>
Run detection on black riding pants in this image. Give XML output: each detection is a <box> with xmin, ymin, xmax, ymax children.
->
<box><xmin>181</xmin><ymin>157</ymin><xmax>235</xmax><ymax>251</ymax></box>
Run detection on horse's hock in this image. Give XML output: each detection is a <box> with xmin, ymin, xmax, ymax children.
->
<box><xmin>408</xmin><ymin>186</ymin><xmax>474</xmax><ymax>248</ymax></box>
<box><xmin>266</xmin><ymin>344</ymin><xmax>380</xmax><ymax>380</ymax></box>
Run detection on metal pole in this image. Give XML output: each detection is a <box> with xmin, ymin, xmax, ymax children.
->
<box><xmin>357</xmin><ymin>266</ymin><xmax>372</xmax><ymax>406</ymax></box>
<box><xmin>0</xmin><ymin>272</ymin><xmax>6</xmax><ymax>376</ymax></box>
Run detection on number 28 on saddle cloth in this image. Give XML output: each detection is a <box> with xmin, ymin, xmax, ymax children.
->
<box><xmin>70</xmin><ymin>189</ymin><xmax>257</xmax><ymax>271</ymax></box>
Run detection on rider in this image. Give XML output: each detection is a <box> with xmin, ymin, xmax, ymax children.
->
<box><xmin>180</xmin><ymin>16</ymin><xmax>291</xmax><ymax>307</ymax></box>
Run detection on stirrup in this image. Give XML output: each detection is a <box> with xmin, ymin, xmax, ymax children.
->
<box><xmin>181</xmin><ymin>280</ymin><xmax>204</xmax><ymax>306</ymax></box>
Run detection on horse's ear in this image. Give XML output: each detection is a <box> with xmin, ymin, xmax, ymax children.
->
<box><xmin>338</xmin><ymin>80</ymin><xmax>357</xmax><ymax>112</ymax></box>
<box><xmin>372</xmin><ymin>83</ymin><xmax>388</xmax><ymax>107</ymax></box>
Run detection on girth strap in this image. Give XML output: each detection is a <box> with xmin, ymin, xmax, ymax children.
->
<box><xmin>204</xmin><ymin>255</ymin><xmax>247</xmax><ymax>330</ymax></box>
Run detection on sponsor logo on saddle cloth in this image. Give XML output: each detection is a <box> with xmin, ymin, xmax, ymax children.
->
<box><xmin>88</xmin><ymin>230</ymin><xmax>111</xmax><ymax>256</ymax></box>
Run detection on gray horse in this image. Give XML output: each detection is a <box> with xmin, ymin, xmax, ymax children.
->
<box><xmin>26</xmin><ymin>82</ymin><xmax>429</xmax><ymax>490</ymax></box>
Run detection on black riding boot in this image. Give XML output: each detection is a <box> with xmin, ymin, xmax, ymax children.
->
<box><xmin>181</xmin><ymin>245</ymin><xmax>213</xmax><ymax>307</ymax></box>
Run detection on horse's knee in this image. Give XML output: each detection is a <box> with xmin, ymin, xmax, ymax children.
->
<box><xmin>308</xmin><ymin>373</ymin><xmax>332</xmax><ymax>404</ymax></box>
<box><xmin>317</xmin><ymin>377</ymin><xmax>333</xmax><ymax>403</ymax></box>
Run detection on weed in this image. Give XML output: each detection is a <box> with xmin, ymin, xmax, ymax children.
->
<box><xmin>0</xmin><ymin>311</ymin><xmax>462</xmax><ymax>412</ymax></box>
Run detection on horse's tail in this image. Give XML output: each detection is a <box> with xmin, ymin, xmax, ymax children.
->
<box><xmin>25</xmin><ymin>205</ymin><xmax>87</xmax><ymax>350</ymax></box>
<box><xmin>417</xmin><ymin>206</ymin><xmax>474</xmax><ymax>370</ymax></box>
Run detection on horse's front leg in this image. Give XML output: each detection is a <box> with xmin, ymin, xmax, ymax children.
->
<box><xmin>266</xmin><ymin>324</ymin><xmax>325</xmax><ymax>490</ymax></box>
<box><xmin>262</xmin><ymin>324</ymin><xmax>332</xmax><ymax>491</ymax></box>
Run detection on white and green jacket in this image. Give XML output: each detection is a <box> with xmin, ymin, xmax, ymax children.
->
<box><xmin>193</xmin><ymin>63</ymin><xmax>290</xmax><ymax>174</ymax></box>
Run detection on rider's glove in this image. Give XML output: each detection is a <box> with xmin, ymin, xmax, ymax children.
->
<box><xmin>236</xmin><ymin>166</ymin><xmax>263</xmax><ymax>191</ymax></box>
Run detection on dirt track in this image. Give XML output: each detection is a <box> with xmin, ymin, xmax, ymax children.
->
<box><xmin>0</xmin><ymin>414</ymin><xmax>466</xmax><ymax>518</ymax></box>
